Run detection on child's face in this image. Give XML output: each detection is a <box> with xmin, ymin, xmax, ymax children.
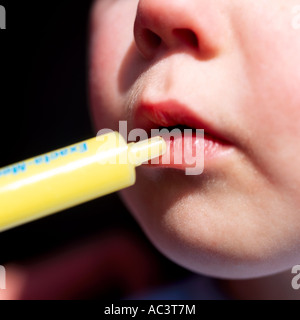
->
<box><xmin>89</xmin><ymin>0</ymin><xmax>300</xmax><ymax>279</ymax></box>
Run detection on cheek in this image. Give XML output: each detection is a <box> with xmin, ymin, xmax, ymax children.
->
<box><xmin>233</xmin><ymin>5</ymin><xmax>300</xmax><ymax>196</ymax></box>
<box><xmin>233</xmin><ymin>2</ymin><xmax>300</xmax><ymax>130</ymax></box>
<box><xmin>89</xmin><ymin>32</ymin><xmax>122</xmax><ymax>130</ymax></box>
<box><xmin>89</xmin><ymin>0</ymin><xmax>138</xmax><ymax>130</ymax></box>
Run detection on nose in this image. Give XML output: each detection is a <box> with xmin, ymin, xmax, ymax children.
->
<box><xmin>134</xmin><ymin>0</ymin><xmax>227</xmax><ymax>60</ymax></box>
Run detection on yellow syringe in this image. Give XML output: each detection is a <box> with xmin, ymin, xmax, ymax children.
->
<box><xmin>0</xmin><ymin>132</ymin><xmax>166</xmax><ymax>232</ymax></box>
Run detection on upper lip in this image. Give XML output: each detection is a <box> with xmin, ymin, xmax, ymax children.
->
<box><xmin>130</xmin><ymin>98</ymin><xmax>232</xmax><ymax>144</ymax></box>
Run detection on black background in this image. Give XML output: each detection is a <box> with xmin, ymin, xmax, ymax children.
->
<box><xmin>0</xmin><ymin>0</ymin><xmax>189</xmax><ymax>298</ymax></box>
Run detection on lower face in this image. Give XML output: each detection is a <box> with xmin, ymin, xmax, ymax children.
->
<box><xmin>89</xmin><ymin>0</ymin><xmax>300</xmax><ymax>278</ymax></box>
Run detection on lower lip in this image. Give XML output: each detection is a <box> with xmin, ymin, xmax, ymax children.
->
<box><xmin>145</xmin><ymin>131</ymin><xmax>233</xmax><ymax>171</ymax></box>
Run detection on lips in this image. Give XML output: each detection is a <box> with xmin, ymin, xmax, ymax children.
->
<box><xmin>130</xmin><ymin>99</ymin><xmax>234</xmax><ymax>171</ymax></box>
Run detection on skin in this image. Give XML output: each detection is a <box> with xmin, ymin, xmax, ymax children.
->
<box><xmin>88</xmin><ymin>0</ymin><xmax>300</xmax><ymax>294</ymax></box>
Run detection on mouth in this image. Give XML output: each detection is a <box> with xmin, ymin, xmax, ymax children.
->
<box><xmin>130</xmin><ymin>99</ymin><xmax>234</xmax><ymax>172</ymax></box>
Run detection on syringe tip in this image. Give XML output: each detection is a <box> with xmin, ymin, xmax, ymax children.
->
<box><xmin>129</xmin><ymin>136</ymin><xmax>166</xmax><ymax>166</ymax></box>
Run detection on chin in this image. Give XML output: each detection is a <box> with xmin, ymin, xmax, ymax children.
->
<box><xmin>120</xmin><ymin>187</ymin><xmax>297</xmax><ymax>280</ymax></box>
<box><xmin>142</xmin><ymin>225</ymin><xmax>295</xmax><ymax>280</ymax></box>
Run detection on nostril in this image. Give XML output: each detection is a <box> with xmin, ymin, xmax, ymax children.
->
<box><xmin>142</xmin><ymin>28</ymin><xmax>162</xmax><ymax>50</ymax></box>
<box><xmin>173</xmin><ymin>28</ymin><xmax>199</xmax><ymax>49</ymax></box>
